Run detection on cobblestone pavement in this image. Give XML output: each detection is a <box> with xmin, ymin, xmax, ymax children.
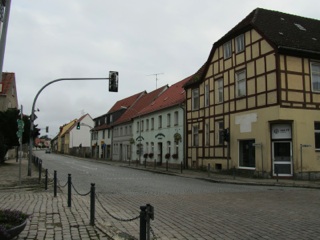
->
<box><xmin>1</xmin><ymin>156</ymin><xmax>320</xmax><ymax>239</ymax></box>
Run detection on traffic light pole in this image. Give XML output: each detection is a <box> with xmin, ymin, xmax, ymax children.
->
<box><xmin>28</xmin><ymin>77</ymin><xmax>110</xmax><ymax>176</ymax></box>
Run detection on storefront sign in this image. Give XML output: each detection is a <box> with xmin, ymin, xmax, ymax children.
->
<box><xmin>272</xmin><ymin>124</ymin><xmax>292</xmax><ymax>139</ymax></box>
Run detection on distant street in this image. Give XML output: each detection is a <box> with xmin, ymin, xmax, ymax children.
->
<box><xmin>35</xmin><ymin>151</ymin><xmax>320</xmax><ymax>239</ymax></box>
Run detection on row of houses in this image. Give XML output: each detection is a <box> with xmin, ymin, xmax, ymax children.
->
<box><xmin>54</xmin><ymin>8</ymin><xmax>320</xmax><ymax>179</ymax></box>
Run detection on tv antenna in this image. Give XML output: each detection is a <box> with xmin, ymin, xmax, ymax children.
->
<box><xmin>147</xmin><ymin>73</ymin><xmax>164</xmax><ymax>89</ymax></box>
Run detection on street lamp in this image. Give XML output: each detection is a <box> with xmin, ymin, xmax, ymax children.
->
<box><xmin>28</xmin><ymin>76</ymin><xmax>115</xmax><ymax>176</ymax></box>
<box><xmin>121</xmin><ymin>106</ymin><xmax>142</xmax><ymax>163</ymax></box>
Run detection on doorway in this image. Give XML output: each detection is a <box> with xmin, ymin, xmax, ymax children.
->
<box><xmin>272</xmin><ymin>141</ymin><xmax>292</xmax><ymax>176</ymax></box>
<box><xmin>158</xmin><ymin>142</ymin><xmax>163</xmax><ymax>165</ymax></box>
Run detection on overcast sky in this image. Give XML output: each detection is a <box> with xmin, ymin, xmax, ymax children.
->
<box><xmin>3</xmin><ymin>0</ymin><xmax>320</xmax><ymax>137</ymax></box>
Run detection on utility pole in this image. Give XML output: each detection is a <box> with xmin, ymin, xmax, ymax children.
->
<box><xmin>0</xmin><ymin>0</ymin><xmax>11</xmax><ymax>87</ymax></box>
<box><xmin>147</xmin><ymin>73</ymin><xmax>164</xmax><ymax>89</ymax></box>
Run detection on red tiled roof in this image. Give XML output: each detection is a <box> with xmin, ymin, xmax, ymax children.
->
<box><xmin>0</xmin><ymin>72</ymin><xmax>16</xmax><ymax>95</ymax></box>
<box><xmin>107</xmin><ymin>91</ymin><xmax>145</xmax><ymax>114</ymax></box>
<box><xmin>139</xmin><ymin>75</ymin><xmax>192</xmax><ymax>116</ymax></box>
<box><xmin>114</xmin><ymin>85</ymin><xmax>168</xmax><ymax>125</ymax></box>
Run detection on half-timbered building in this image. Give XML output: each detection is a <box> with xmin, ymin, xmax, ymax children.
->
<box><xmin>184</xmin><ymin>8</ymin><xmax>320</xmax><ymax>178</ymax></box>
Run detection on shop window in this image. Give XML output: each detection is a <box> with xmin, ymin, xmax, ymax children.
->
<box><xmin>315</xmin><ymin>122</ymin><xmax>320</xmax><ymax>150</ymax></box>
<box><xmin>239</xmin><ymin>139</ymin><xmax>255</xmax><ymax>168</ymax></box>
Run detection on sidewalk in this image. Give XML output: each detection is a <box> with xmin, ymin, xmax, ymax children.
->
<box><xmin>0</xmin><ymin>158</ymin><xmax>116</xmax><ymax>240</ymax></box>
<box><xmin>93</xmin><ymin>158</ymin><xmax>320</xmax><ymax>189</ymax></box>
<box><xmin>1</xmin><ymin>158</ymin><xmax>320</xmax><ymax>240</ymax></box>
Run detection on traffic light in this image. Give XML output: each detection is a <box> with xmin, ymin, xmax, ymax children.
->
<box><xmin>46</xmin><ymin>126</ymin><xmax>49</xmax><ymax>133</ymax></box>
<box><xmin>109</xmin><ymin>71</ymin><xmax>119</xmax><ymax>92</ymax></box>
<box><xmin>222</xmin><ymin>128</ymin><xmax>230</xmax><ymax>142</ymax></box>
<box><xmin>33</xmin><ymin>124</ymin><xmax>41</xmax><ymax>138</ymax></box>
<box><xmin>76</xmin><ymin>122</ymin><xmax>80</xmax><ymax>130</ymax></box>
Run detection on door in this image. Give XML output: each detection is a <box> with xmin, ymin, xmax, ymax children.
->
<box><xmin>158</xmin><ymin>142</ymin><xmax>163</xmax><ymax>165</ymax></box>
<box><xmin>272</xmin><ymin>141</ymin><xmax>292</xmax><ymax>176</ymax></box>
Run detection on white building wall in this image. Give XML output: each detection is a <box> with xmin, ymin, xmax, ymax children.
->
<box><xmin>70</xmin><ymin>115</ymin><xmax>94</xmax><ymax>148</ymax></box>
<box><xmin>132</xmin><ymin>106</ymin><xmax>184</xmax><ymax>166</ymax></box>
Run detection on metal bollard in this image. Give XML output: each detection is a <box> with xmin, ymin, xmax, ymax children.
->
<box><xmin>38</xmin><ymin>160</ymin><xmax>42</xmax><ymax>183</ymax></box>
<box><xmin>140</xmin><ymin>206</ymin><xmax>147</xmax><ymax>240</ymax></box>
<box><xmin>54</xmin><ymin>170</ymin><xmax>57</xmax><ymax>197</ymax></box>
<box><xmin>90</xmin><ymin>183</ymin><xmax>95</xmax><ymax>226</ymax></box>
<box><xmin>68</xmin><ymin>174</ymin><xmax>72</xmax><ymax>207</ymax></box>
<box><xmin>45</xmin><ymin>169</ymin><xmax>48</xmax><ymax>190</ymax></box>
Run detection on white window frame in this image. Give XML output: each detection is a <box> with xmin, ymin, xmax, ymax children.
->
<box><xmin>236</xmin><ymin>70</ymin><xmax>246</xmax><ymax>97</ymax></box>
<box><xmin>193</xmin><ymin>125</ymin><xmax>199</xmax><ymax>147</ymax></box>
<box><xmin>158</xmin><ymin>115</ymin><xmax>162</xmax><ymax>129</ymax></box>
<box><xmin>217</xmin><ymin>78</ymin><xmax>223</xmax><ymax>103</ymax></box>
<box><xmin>235</xmin><ymin>34</ymin><xmax>245</xmax><ymax>53</ymax></box>
<box><xmin>167</xmin><ymin>113</ymin><xmax>171</xmax><ymax>127</ymax></box>
<box><xmin>205</xmin><ymin>84</ymin><xmax>209</xmax><ymax>107</ymax></box>
<box><xmin>315</xmin><ymin>122</ymin><xmax>320</xmax><ymax>151</ymax></box>
<box><xmin>205</xmin><ymin>122</ymin><xmax>210</xmax><ymax>146</ymax></box>
<box><xmin>192</xmin><ymin>88</ymin><xmax>199</xmax><ymax>110</ymax></box>
<box><xmin>217</xmin><ymin>121</ymin><xmax>224</xmax><ymax>145</ymax></box>
<box><xmin>311</xmin><ymin>62</ymin><xmax>320</xmax><ymax>92</ymax></box>
<box><xmin>174</xmin><ymin>111</ymin><xmax>179</xmax><ymax>126</ymax></box>
<box><xmin>224</xmin><ymin>41</ymin><xmax>232</xmax><ymax>59</ymax></box>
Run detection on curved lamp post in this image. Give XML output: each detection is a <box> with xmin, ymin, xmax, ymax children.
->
<box><xmin>28</xmin><ymin>77</ymin><xmax>112</xmax><ymax>176</ymax></box>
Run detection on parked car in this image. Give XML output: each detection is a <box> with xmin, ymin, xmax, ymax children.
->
<box><xmin>45</xmin><ymin>149</ymin><xmax>51</xmax><ymax>154</ymax></box>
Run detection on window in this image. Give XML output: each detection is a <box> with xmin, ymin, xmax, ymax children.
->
<box><xmin>217</xmin><ymin>78</ymin><xmax>223</xmax><ymax>103</ymax></box>
<box><xmin>236</xmin><ymin>70</ymin><xmax>246</xmax><ymax>97</ymax></box>
<box><xmin>146</xmin><ymin>119</ymin><xmax>149</xmax><ymax>131</ymax></box>
<box><xmin>141</xmin><ymin>120</ymin><xmax>144</xmax><ymax>132</ymax></box>
<box><xmin>102</xmin><ymin>130</ymin><xmax>105</xmax><ymax>138</ymax></box>
<box><xmin>136</xmin><ymin>122</ymin><xmax>139</xmax><ymax>133</ymax></box>
<box><xmin>192</xmin><ymin>88</ymin><xmax>199</xmax><ymax>110</ymax></box>
<box><xmin>239</xmin><ymin>140</ymin><xmax>255</xmax><ymax>168</ymax></box>
<box><xmin>224</xmin><ymin>41</ymin><xmax>232</xmax><ymax>59</ymax></box>
<box><xmin>110</xmin><ymin>115</ymin><xmax>113</xmax><ymax>123</ymax></box>
<box><xmin>205</xmin><ymin>84</ymin><xmax>209</xmax><ymax>107</ymax></box>
<box><xmin>167</xmin><ymin>113</ymin><xmax>171</xmax><ymax>127</ymax></box>
<box><xmin>217</xmin><ymin>121</ymin><xmax>224</xmax><ymax>145</ymax></box>
<box><xmin>205</xmin><ymin>122</ymin><xmax>209</xmax><ymax>146</ymax></box>
<box><xmin>174</xmin><ymin>111</ymin><xmax>179</xmax><ymax>125</ymax></box>
<box><xmin>158</xmin><ymin>115</ymin><xmax>162</xmax><ymax>129</ymax></box>
<box><xmin>236</xmin><ymin>34</ymin><xmax>245</xmax><ymax>53</ymax></box>
<box><xmin>108</xmin><ymin>129</ymin><xmax>110</xmax><ymax>138</ymax></box>
<box><xmin>151</xmin><ymin>142</ymin><xmax>154</xmax><ymax>154</ymax></box>
<box><xmin>311</xmin><ymin>62</ymin><xmax>320</xmax><ymax>92</ymax></box>
<box><xmin>151</xmin><ymin>118</ymin><xmax>154</xmax><ymax>130</ymax></box>
<box><xmin>167</xmin><ymin>141</ymin><xmax>171</xmax><ymax>154</ymax></box>
<box><xmin>315</xmin><ymin>122</ymin><xmax>320</xmax><ymax>150</ymax></box>
<box><xmin>193</xmin><ymin>125</ymin><xmax>199</xmax><ymax>146</ymax></box>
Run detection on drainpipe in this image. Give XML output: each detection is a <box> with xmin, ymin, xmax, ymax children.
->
<box><xmin>179</xmin><ymin>103</ymin><xmax>187</xmax><ymax>169</ymax></box>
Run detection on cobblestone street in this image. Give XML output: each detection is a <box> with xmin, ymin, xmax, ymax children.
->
<box><xmin>1</xmin><ymin>156</ymin><xmax>320</xmax><ymax>239</ymax></box>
